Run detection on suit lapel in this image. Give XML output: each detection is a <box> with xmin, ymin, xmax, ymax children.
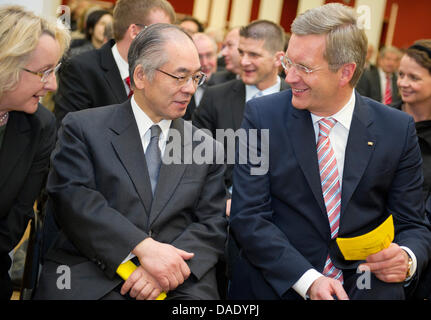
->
<box><xmin>289</xmin><ymin>107</ymin><xmax>327</xmax><ymax>217</ymax></box>
<box><xmin>340</xmin><ymin>92</ymin><xmax>375</xmax><ymax>217</ymax></box>
<box><xmin>0</xmin><ymin>112</ymin><xmax>31</xmax><ymax>188</ymax></box>
<box><xmin>149</xmin><ymin>118</ymin><xmax>188</xmax><ymax>225</ymax></box>
<box><xmin>110</xmin><ymin>102</ymin><xmax>153</xmax><ymax>214</ymax></box>
<box><xmin>100</xmin><ymin>40</ymin><xmax>128</xmax><ymax>103</ymax></box>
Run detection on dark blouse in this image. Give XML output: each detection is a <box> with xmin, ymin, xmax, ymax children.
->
<box><xmin>393</xmin><ymin>101</ymin><xmax>431</xmax><ymax>202</ymax></box>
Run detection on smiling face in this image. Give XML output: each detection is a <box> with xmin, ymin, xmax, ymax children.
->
<box><xmin>397</xmin><ymin>54</ymin><xmax>431</xmax><ymax>106</ymax></box>
<box><xmin>0</xmin><ymin>34</ymin><xmax>60</xmax><ymax>114</ymax></box>
<box><xmin>238</xmin><ymin>37</ymin><xmax>280</xmax><ymax>90</ymax></box>
<box><xmin>284</xmin><ymin>33</ymin><xmax>351</xmax><ymax>117</ymax></box>
<box><xmin>136</xmin><ymin>35</ymin><xmax>201</xmax><ymax>123</ymax></box>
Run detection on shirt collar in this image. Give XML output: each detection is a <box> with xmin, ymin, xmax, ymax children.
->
<box><xmin>130</xmin><ymin>96</ymin><xmax>172</xmax><ymax>141</ymax></box>
<box><xmin>311</xmin><ymin>90</ymin><xmax>356</xmax><ymax>131</ymax></box>
<box><xmin>111</xmin><ymin>44</ymin><xmax>129</xmax><ymax>81</ymax></box>
<box><xmin>245</xmin><ymin>76</ymin><xmax>281</xmax><ymax>102</ymax></box>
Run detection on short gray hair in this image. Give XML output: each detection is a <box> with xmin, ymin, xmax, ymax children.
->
<box><xmin>128</xmin><ymin>23</ymin><xmax>192</xmax><ymax>86</ymax></box>
<box><xmin>291</xmin><ymin>3</ymin><xmax>367</xmax><ymax>87</ymax></box>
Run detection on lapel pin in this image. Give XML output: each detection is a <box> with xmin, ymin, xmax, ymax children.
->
<box><xmin>368</xmin><ymin>141</ymin><xmax>374</xmax><ymax>146</ymax></box>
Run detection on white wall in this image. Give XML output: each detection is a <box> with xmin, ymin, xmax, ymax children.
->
<box><xmin>0</xmin><ymin>0</ymin><xmax>61</xmax><ymax>18</ymax></box>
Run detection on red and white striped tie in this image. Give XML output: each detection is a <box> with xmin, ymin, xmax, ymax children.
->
<box><xmin>125</xmin><ymin>76</ymin><xmax>133</xmax><ymax>98</ymax></box>
<box><xmin>383</xmin><ymin>74</ymin><xmax>392</xmax><ymax>105</ymax></box>
<box><xmin>317</xmin><ymin>118</ymin><xmax>343</xmax><ymax>282</ymax></box>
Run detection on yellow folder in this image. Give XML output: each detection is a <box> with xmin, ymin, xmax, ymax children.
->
<box><xmin>336</xmin><ymin>215</ymin><xmax>394</xmax><ymax>261</ymax></box>
<box><xmin>116</xmin><ymin>260</ymin><xmax>167</xmax><ymax>300</ymax></box>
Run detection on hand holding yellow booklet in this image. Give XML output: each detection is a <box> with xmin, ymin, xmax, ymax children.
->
<box><xmin>336</xmin><ymin>215</ymin><xmax>394</xmax><ymax>261</ymax></box>
<box><xmin>116</xmin><ymin>260</ymin><xmax>167</xmax><ymax>300</ymax></box>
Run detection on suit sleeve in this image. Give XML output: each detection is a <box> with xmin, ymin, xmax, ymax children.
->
<box><xmin>191</xmin><ymin>89</ymin><xmax>217</xmax><ymax>137</ymax></box>
<box><xmin>170</xmin><ymin>139</ymin><xmax>228</xmax><ymax>280</ymax></box>
<box><xmin>0</xmin><ymin>109</ymin><xmax>56</xmax><ymax>254</ymax></box>
<box><xmin>54</xmin><ymin>59</ymin><xmax>93</xmax><ymax>128</ymax></box>
<box><xmin>47</xmin><ymin>114</ymin><xmax>148</xmax><ymax>278</ymax></box>
<box><xmin>229</xmin><ymin>101</ymin><xmax>316</xmax><ymax>297</ymax></box>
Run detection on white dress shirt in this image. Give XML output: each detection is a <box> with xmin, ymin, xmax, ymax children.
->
<box><xmin>120</xmin><ymin>96</ymin><xmax>172</xmax><ymax>263</ymax></box>
<box><xmin>292</xmin><ymin>90</ymin><xmax>417</xmax><ymax>299</ymax></box>
<box><xmin>245</xmin><ymin>76</ymin><xmax>281</xmax><ymax>102</ymax></box>
<box><xmin>111</xmin><ymin>44</ymin><xmax>132</xmax><ymax>96</ymax></box>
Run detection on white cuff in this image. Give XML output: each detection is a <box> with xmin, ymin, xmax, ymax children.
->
<box><xmin>121</xmin><ymin>252</ymin><xmax>136</xmax><ymax>264</ymax></box>
<box><xmin>292</xmin><ymin>269</ymin><xmax>323</xmax><ymax>300</ymax></box>
<box><xmin>400</xmin><ymin>246</ymin><xmax>417</xmax><ymax>281</ymax></box>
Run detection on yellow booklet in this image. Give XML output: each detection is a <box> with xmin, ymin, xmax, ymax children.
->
<box><xmin>116</xmin><ymin>260</ymin><xmax>167</xmax><ymax>300</ymax></box>
<box><xmin>336</xmin><ymin>215</ymin><xmax>394</xmax><ymax>261</ymax></box>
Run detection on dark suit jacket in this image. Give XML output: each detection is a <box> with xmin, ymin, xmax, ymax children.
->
<box><xmin>35</xmin><ymin>101</ymin><xmax>227</xmax><ymax>300</ymax></box>
<box><xmin>54</xmin><ymin>39</ymin><xmax>127</xmax><ymax>127</ymax></box>
<box><xmin>192</xmin><ymin>79</ymin><xmax>290</xmax><ymax>187</ymax></box>
<box><xmin>228</xmin><ymin>89</ymin><xmax>431</xmax><ymax>299</ymax></box>
<box><xmin>356</xmin><ymin>67</ymin><xmax>401</xmax><ymax>105</ymax></box>
<box><xmin>0</xmin><ymin>105</ymin><xmax>56</xmax><ymax>254</ymax></box>
<box><xmin>0</xmin><ymin>105</ymin><xmax>56</xmax><ymax>297</ymax></box>
<box><xmin>183</xmin><ymin>71</ymin><xmax>237</xmax><ymax>121</ymax></box>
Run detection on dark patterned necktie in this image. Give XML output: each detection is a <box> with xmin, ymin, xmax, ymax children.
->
<box><xmin>146</xmin><ymin>125</ymin><xmax>162</xmax><ymax>195</ymax></box>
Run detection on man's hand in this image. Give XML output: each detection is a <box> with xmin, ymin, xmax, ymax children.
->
<box><xmin>132</xmin><ymin>238</ymin><xmax>194</xmax><ymax>292</ymax></box>
<box><xmin>120</xmin><ymin>265</ymin><xmax>163</xmax><ymax>300</ymax></box>
<box><xmin>308</xmin><ymin>276</ymin><xmax>349</xmax><ymax>300</ymax></box>
<box><xmin>359</xmin><ymin>243</ymin><xmax>409</xmax><ymax>283</ymax></box>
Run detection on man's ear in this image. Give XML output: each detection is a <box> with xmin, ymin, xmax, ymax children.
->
<box><xmin>133</xmin><ymin>65</ymin><xmax>146</xmax><ymax>90</ymax></box>
<box><xmin>339</xmin><ymin>62</ymin><xmax>356</xmax><ymax>87</ymax></box>
<box><xmin>274</xmin><ymin>51</ymin><xmax>284</xmax><ymax>67</ymax></box>
<box><xmin>126</xmin><ymin>24</ymin><xmax>142</xmax><ymax>41</ymax></box>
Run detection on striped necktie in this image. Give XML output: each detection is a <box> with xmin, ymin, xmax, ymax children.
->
<box><xmin>125</xmin><ymin>76</ymin><xmax>133</xmax><ymax>98</ymax></box>
<box><xmin>317</xmin><ymin>118</ymin><xmax>343</xmax><ymax>282</ymax></box>
<box><xmin>383</xmin><ymin>74</ymin><xmax>392</xmax><ymax>105</ymax></box>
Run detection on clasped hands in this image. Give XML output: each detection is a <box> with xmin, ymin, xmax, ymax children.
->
<box><xmin>120</xmin><ymin>237</ymin><xmax>194</xmax><ymax>300</ymax></box>
<box><xmin>308</xmin><ymin>243</ymin><xmax>410</xmax><ymax>300</ymax></box>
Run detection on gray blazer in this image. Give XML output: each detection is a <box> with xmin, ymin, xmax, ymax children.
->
<box><xmin>35</xmin><ymin>101</ymin><xmax>227</xmax><ymax>300</ymax></box>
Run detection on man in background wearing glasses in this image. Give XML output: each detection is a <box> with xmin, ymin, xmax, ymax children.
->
<box><xmin>53</xmin><ymin>0</ymin><xmax>175</xmax><ymax>127</ymax></box>
<box><xmin>35</xmin><ymin>24</ymin><xmax>227</xmax><ymax>300</ymax></box>
<box><xmin>228</xmin><ymin>3</ymin><xmax>431</xmax><ymax>300</ymax></box>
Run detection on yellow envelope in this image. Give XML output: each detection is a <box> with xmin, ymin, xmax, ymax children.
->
<box><xmin>336</xmin><ymin>215</ymin><xmax>394</xmax><ymax>261</ymax></box>
<box><xmin>116</xmin><ymin>260</ymin><xmax>167</xmax><ymax>300</ymax></box>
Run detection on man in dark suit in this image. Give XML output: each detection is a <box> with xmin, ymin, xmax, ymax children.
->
<box><xmin>356</xmin><ymin>46</ymin><xmax>402</xmax><ymax>105</ymax></box>
<box><xmin>183</xmin><ymin>32</ymin><xmax>218</xmax><ymax>120</ymax></box>
<box><xmin>192</xmin><ymin>20</ymin><xmax>289</xmax><ymax>190</ymax></box>
<box><xmin>228</xmin><ymin>3</ymin><xmax>431</xmax><ymax>300</ymax></box>
<box><xmin>54</xmin><ymin>0</ymin><xmax>175</xmax><ymax>126</ymax></box>
<box><xmin>35</xmin><ymin>24</ymin><xmax>227</xmax><ymax>300</ymax></box>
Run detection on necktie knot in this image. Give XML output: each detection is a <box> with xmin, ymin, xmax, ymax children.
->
<box><xmin>252</xmin><ymin>91</ymin><xmax>263</xmax><ymax>99</ymax></box>
<box><xmin>150</xmin><ymin>124</ymin><xmax>162</xmax><ymax>139</ymax></box>
<box><xmin>318</xmin><ymin>118</ymin><xmax>337</xmax><ymax>137</ymax></box>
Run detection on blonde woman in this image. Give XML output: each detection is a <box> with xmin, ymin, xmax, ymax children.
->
<box><xmin>0</xmin><ymin>5</ymin><xmax>70</xmax><ymax>299</ymax></box>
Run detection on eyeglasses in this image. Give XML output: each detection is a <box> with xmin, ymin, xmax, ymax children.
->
<box><xmin>280</xmin><ymin>56</ymin><xmax>321</xmax><ymax>76</ymax></box>
<box><xmin>135</xmin><ymin>24</ymin><xmax>148</xmax><ymax>30</ymax></box>
<box><xmin>156</xmin><ymin>69</ymin><xmax>207</xmax><ymax>87</ymax></box>
<box><xmin>22</xmin><ymin>63</ymin><xmax>61</xmax><ymax>83</ymax></box>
